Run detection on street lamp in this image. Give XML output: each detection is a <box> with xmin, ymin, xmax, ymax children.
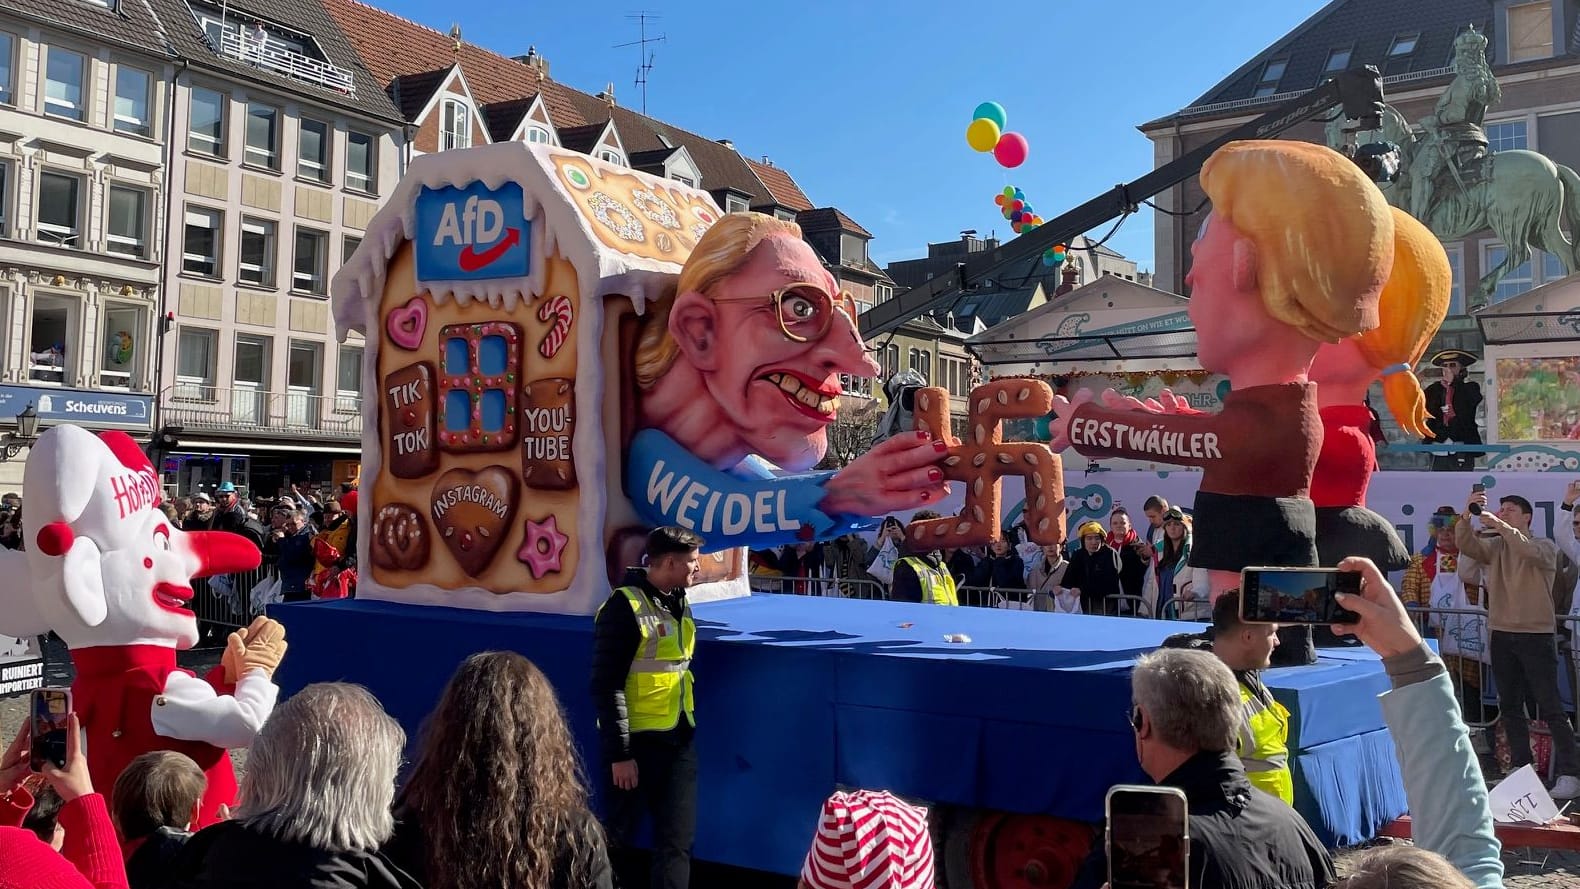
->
<box><xmin>2</xmin><ymin>403</ymin><xmax>40</xmax><ymax>461</ymax></box>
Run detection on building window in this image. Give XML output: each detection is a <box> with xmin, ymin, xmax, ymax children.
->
<box><xmin>1508</xmin><ymin>1</ymin><xmax>1554</xmax><ymax>62</ymax></box>
<box><xmin>1541</xmin><ymin>250</ymin><xmax>1566</xmax><ymax>284</ymax></box>
<box><xmin>1445</xmin><ymin>243</ymin><xmax>1465</xmax><ymax>316</ymax></box>
<box><xmin>232</xmin><ymin>334</ymin><xmax>271</xmax><ymax>425</ymax></box>
<box><xmin>188</xmin><ymin>87</ymin><xmax>227</xmax><ymax>156</ymax></box>
<box><xmin>297</xmin><ymin>118</ymin><xmax>329</xmax><ymax>182</ymax></box>
<box><xmin>1486</xmin><ymin>120</ymin><xmax>1529</xmax><ymax>152</ymax></box>
<box><xmin>100</xmin><ymin>303</ymin><xmax>145</xmax><ymax>388</ymax></box>
<box><xmin>245</xmin><ymin>102</ymin><xmax>280</xmax><ymax>169</ymax></box>
<box><xmin>345</xmin><ymin>131</ymin><xmax>375</xmax><ymax>192</ymax></box>
<box><xmin>341</xmin><ymin>234</ymin><xmax>361</xmax><ymax>265</ymax></box>
<box><xmin>0</xmin><ymin>162</ymin><xmax>8</xmax><ymax>237</ymax></box>
<box><xmin>113</xmin><ymin>66</ymin><xmax>152</xmax><ymax>136</ymax></box>
<box><xmin>441</xmin><ymin>99</ymin><xmax>471</xmax><ymax>151</ymax></box>
<box><xmin>1483</xmin><ymin>243</ymin><xmax>1534</xmax><ymax>304</ymax></box>
<box><xmin>36</xmin><ymin>172</ymin><xmax>82</xmax><ymax>248</ymax></box>
<box><xmin>175</xmin><ymin>327</ymin><xmax>218</xmax><ymax>400</ymax></box>
<box><xmin>526</xmin><ymin>125</ymin><xmax>551</xmax><ymax>144</ymax></box>
<box><xmin>598</xmin><ymin>149</ymin><xmax>626</xmax><ymax>167</ymax></box>
<box><xmin>1319</xmin><ymin>46</ymin><xmax>1352</xmax><ymax>83</ymax></box>
<box><xmin>671</xmin><ymin>174</ymin><xmax>694</xmax><ymax>187</ymax></box>
<box><xmin>840</xmin><ymin>234</ymin><xmax>867</xmax><ymax>267</ymax></box>
<box><xmin>43</xmin><ymin>47</ymin><xmax>86</xmax><ymax>121</ymax></box>
<box><xmin>724</xmin><ymin>194</ymin><xmax>749</xmax><ymax>214</ymax></box>
<box><xmin>1252</xmin><ymin>58</ymin><xmax>1287</xmax><ymax>97</ymax></box>
<box><xmin>293</xmin><ymin>227</ymin><xmax>328</xmax><ymax>295</ymax></box>
<box><xmin>238</xmin><ymin>217</ymin><xmax>277</xmax><ymax>287</ymax></box>
<box><xmin>287</xmin><ymin>340</ymin><xmax>322</xmax><ymax>428</ymax></box>
<box><xmin>1388</xmin><ymin>33</ymin><xmax>1419</xmax><ymax>57</ymax></box>
<box><xmin>335</xmin><ymin>344</ymin><xmax>362</xmax><ymax>412</ymax></box>
<box><xmin>0</xmin><ymin>32</ymin><xmax>13</xmax><ymax>106</ymax></box>
<box><xmin>28</xmin><ymin>294</ymin><xmax>77</xmax><ymax>382</ymax></box>
<box><xmin>183</xmin><ymin>207</ymin><xmax>223</xmax><ymax>277</ymax></box>
<box><xmin>106</xmin><ymin>185</ymin><xmax>148</xmax><ymax>258</ymax></box>
<box><xmin>875</xmin><ymin>283</ymin><xmax>894</xmax><ymax>303</ymax></box>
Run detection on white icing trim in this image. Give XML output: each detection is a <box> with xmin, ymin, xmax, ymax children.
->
<box><xmin>340</xmin><ymin>142</ymin><xmax>725</xmax><ymax>614</ymax></box>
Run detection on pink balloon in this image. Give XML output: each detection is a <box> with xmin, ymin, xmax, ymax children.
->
<box><xmin>994</xmin><ymin>132</ymin><xmax>1029</xmax><ymax>168</ymax></box>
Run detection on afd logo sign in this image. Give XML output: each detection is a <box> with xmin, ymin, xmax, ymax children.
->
<box><xmin>414</xmin><ymin>182</ymin><xmax>531</xmax><ymax>282</ymax></box>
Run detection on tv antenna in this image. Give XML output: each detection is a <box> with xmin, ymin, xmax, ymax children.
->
<box><xmin>614</xmin><ymin>12</ymin><xmax>666</xmax><ymax>114</ymax></box>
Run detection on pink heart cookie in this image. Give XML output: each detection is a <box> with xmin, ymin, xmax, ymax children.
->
<box><xmin>387</xmin><ymin>297</ymin><xmax>428</xmax><ymax>351</ymax></box>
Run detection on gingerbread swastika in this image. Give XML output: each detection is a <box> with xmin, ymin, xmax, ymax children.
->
<box><xmin>910</xmin><ymin>379</ymin><xmax>1066</xmax><ymax>549</ymax></box>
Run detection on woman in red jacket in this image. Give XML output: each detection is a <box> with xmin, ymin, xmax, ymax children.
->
<box><xmin>0</xmin><ymin>712</ymin><xmax>130</xmax><ymax>889</ymax></box>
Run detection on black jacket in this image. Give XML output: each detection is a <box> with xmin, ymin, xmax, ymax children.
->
<box><xmin>1423</xmin><ymin>378</ymin><xmax>1482</xmax><ymax>444</ymax></box>
<box><xmin>589</xmin><ymin>569</ymin><xmax>692</xmax><ymax>764</ymax></box>
<box><xmin>967</xmin><ymin>553</ymin><xmax>1027</xmax><ymax>591</ymax></box>
<box><xmin>382</xmin><ymin>808</ymin><xmax>613</xmax><ymax>889</ymax></box>
<box><xmin>1064</xmin><ymin>545</ymin><xmax>1123</xmax><ymax>614</ymax></box>
<box><xmin>1073</xmin><ymin>751</ymin><xmax>1334</xmax><ymax>889</ymax></box>
<box><xmin>164</xmin><ymin>820</ymin><xmax>421</xmax><ymax>889</ymax></box>
<box><xmin>126</xmin><ymin>826</ymin><xmax>191</xmax><ymax>889</ymax></box>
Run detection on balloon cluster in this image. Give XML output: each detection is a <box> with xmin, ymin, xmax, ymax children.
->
<box><xmin>993</xmin><ymin>187</ymin><xmax>1068</xmax><ymax>266</ymax></box>
<box><xmin>966</xmin><ymin>102</ymin><xmax>1028</xmax><ymax>168</ymax></box>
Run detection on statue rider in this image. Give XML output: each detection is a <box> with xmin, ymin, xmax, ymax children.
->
<box><xmin>1412</xmin><ymin>26</ymin><xmax>1502</xmax><ymax>223</ymax></box>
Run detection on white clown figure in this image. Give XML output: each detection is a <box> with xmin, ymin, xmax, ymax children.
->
<box><xmin>0</xmin><ymin>426</ymin><xmax>284</xmax><ymax>826</ymax></box>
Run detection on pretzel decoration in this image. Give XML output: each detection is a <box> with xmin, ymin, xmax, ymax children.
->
<box><xmin>910</xmin><ymin>379</ymin><xmax>1067</xmax><ymax>549</ymax></box>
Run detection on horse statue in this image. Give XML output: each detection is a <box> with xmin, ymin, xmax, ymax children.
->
<box><xmin>1329</xmin><ymin>89</ymin><xmax>1580</xmax><ymax>309</ymax></box>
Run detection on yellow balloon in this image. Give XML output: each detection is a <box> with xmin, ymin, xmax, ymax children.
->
<box><xmin>966</xmin><ymin>118</ymin><xmax>1001</xmax><ymax>153</ymax></box>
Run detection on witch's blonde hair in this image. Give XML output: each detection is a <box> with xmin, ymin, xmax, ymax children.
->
<box><xmin>1199</xmin><ymin>140</ymin><xmax>1394</xmax><ymax>342</ymax></box>
<box><xmin>634</xmin><ymin>212</ymin><xmax>804</xmax><ymax>389</ymax></box>
<box><xmin>1354</xmin><ymin>208</ymin><xmax>1452</xmax><ymax>438</ymax></box>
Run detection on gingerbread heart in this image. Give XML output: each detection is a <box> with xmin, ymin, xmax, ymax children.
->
<box><xmin>430</xmin><ymin>466</ymin><xmax>518</xmax><ymax>577</ymax></box>
<box><xmin>387</xmin><ymin>296</ymin><xmax>428</xmax><ymax>351</ymax></box>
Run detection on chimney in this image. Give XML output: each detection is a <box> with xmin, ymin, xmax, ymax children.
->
<box><xmin>513</xmin><ymin>46</ymin><xmax>550</xmax><ymax>79</ymax></box>
<box><xmin>597</xmin><ymin>82</ymin><xmax>616</xmax><ymax>105</ymax></box>
<box><xmin>1055</xmin><ymin>262</ymin><xmax>1080</xmax><ymax>296</ymax></box>
<box><xmin>761</xmin><ymin>155</ymin><xmax>772</xmax><ymax>166</ymax></box>
<box><xmin>717</xmin><ymin>138</ymin><xmax>734</xmax><ymax>149</ymax></box>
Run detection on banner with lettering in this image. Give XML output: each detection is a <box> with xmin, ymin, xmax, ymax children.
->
<box><xmin>0</xmin><ymin>634</ymin><xmax>43</xmax><ymax>699</ymax></box>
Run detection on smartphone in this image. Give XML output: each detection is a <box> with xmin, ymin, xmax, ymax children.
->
<box><xmin>1470</xmin><ymin>482</ymin><xmax>1486</xmax><ymax>516</ymax></box>
<box><xmin>29</xmin><ymin>688</ymin><xmax>71</xmax><ymax>772</ymax></box>
<box><xmin>1240</xmin><ymin>567</ymin><xmax>1362</xmax><ymax>625</ymax></box>
<box><xmin>1107</xmin><ymin>785</ymin><xmax>1190</xmax><ymax>889</ymax></box>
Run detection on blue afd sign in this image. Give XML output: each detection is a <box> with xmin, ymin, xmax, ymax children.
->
<box><xmin>0</xmin><ymin>385</ymin><xmax>153</xmax><ymax>430</ymax></box>
<box><xmin>413</xmin><ymin>181</ymin><xmax>530</xmax><ymax>282</ymax></box>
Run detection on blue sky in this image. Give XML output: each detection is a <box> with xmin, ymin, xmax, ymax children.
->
<box><xmin>380</xmin><ymin>0</ymin><xmax>1327</xmax><ymax>273</ymax></box>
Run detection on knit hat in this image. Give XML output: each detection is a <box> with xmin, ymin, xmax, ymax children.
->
<box><xmin>1077</xmin><ymin>520</ymin><xmax>1105</xmax><ymax>539</ymax></box>
<box><xmin>802</xmin><ymin>790</ymin><xmax>934</xmax><ymax>889</ymax></box>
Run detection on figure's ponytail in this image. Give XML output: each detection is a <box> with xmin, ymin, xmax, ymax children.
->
<box><xmin>1354</xmin><ymin>208</ymin><xmax>1452</xmax><ymax>438</ymax></box>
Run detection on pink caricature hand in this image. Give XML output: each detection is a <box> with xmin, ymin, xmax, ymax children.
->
<box><xmin>821</xmin><ymin>431</ymin><xmax>951</xmax><ymax>516</ymax></box>
<box><xmin>1047</xmin><ymin>389</ymin><xmax>1098</xmax><ymax>450</ymax></box>
<box><xmin>1098</xmin><ymin>389</ymin><xmax>1159</xmax><ymax>413</ymax></box>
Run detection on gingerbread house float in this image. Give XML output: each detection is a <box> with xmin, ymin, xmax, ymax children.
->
<box><xmin>334</xmin><ymin>143</ymin><xmax>742</xmax><ymax>614</ymax></box>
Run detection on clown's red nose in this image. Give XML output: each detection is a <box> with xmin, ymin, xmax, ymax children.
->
<box><xmin>186</xmin><ymin>531</ymin><xmax>262</xmax><ymax>578</ymax></box>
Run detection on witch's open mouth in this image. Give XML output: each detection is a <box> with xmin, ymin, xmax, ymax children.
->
<box><xmin>151</xmin><ymin>582</ymin><xmax>194</xmax><ymax>614</ymax></box>
<box><xmin>758</xmin><ymin>370</ymin><xmax>839</xmax><ymax>421</ymax></box>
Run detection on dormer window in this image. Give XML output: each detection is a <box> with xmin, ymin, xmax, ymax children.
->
<box><xmin>1319</xmin><ymin>46</ymin><xmax>1352</xmax><ymax>83</ymax></box>
<box><xmin>1384</xmin><ymin>33</ymin><xmax>1419</xmax><ymax>75</ymax></box>
<box><xmin>1252</xmin><ymin>58</ymin><xmax>1286</xmax><ymax>97</ymax></box>
<box><xmin>442</xmin><ymin>99</ymin><xmax>471</xmax><ymax>151</ymax></box>
<box><xmin>598</xmin><ymin>149</ymin><xmax>626</xmax><ymax>167</ymax></box>
<box><xmin>1508</xmin><ymin>1</ymin><xmax>1554</xmax><ymax>62</ymax></box>
<box><xmin>526</xmin><ymin>125</ymin><xmax>552</xmax><ymax>144</ymax></box>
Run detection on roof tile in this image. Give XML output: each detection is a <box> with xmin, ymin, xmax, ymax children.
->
<box><xmin>747</xmin><ymin>158</ymin><xmax>814</xmax><ymax>212</ymax></box>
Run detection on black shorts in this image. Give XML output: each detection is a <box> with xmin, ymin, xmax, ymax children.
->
<box><xmin>1190</xmin><ymin>491</ymin><xmax>1318</xmax><ymax>573</ymax></box>
<box><xmin>1315</xmin><ymin>505</ymin><xmax>1410</xmax><ymax>571</ymax></box>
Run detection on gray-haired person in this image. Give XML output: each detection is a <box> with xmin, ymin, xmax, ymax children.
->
<box><xmin>1072</xmin><ymin>649</ymin><xmax>1334</xmax><ymax>889</ymax></box>
<box><xmin>163</xmin><ymin>683</ymin><xmax>420</xmax><ymax>888</ymax></box>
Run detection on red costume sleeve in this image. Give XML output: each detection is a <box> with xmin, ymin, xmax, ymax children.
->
<box><xmin>0</xmin><ymin>785</ymin><xmax>34</xmax><ymax>827</ymax></box>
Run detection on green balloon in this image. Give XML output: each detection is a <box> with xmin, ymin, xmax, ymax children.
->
<box><xmin>974</xmin><ymin>101</ymin><xmax>1008</xmax><ymax>130</ymax></box>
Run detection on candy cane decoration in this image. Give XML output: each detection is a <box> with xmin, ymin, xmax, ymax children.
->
<box><xmin>537</xmin><ymin>295</ymin><xmax>573</xmax><ymax>360</ymax></box>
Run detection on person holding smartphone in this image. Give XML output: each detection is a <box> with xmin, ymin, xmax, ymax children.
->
<box><xmin>1455</xmin><ymin>486</ymin><xmax>1580</xmax><ymax>798</ymax></box>
<box><xmin>0</xmin><ymin>713</ymin><xmax>130</xmax><ymax>888</ymax></box>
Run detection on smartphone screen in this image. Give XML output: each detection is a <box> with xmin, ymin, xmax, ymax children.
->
<box><xmin>1240</xmin><ymin>567</ymin><xmax>1362</xmax><ymax>624</ymax></box>
<box><xmin>30</xmin><ymin>688</ymin><xmax>71</xmax><ymax>771</ymax></box>
<box><xmin>1107</xmin><ymin>785</ymin><xmax>1190</xmax><ymax>889</ymax></box>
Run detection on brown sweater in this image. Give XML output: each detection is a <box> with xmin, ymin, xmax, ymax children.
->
<box><xmin>1455</xmin><ymin>517</ymin><xmax>1559</xmax><ymax>633</ymax></box>
<box><xmin>1068</xmin><ymin>382</ymin><xmax>1320</xmax><ymax>498</ymax></box>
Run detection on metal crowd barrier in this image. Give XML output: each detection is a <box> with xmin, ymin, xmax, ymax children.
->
<box><xmin>747</xmin><ymin>574</ymin><xmax>888</xmax><ymax>600</ymax></box>
<box><xmin>191</xmin><ymin>553</ymin><xmax>281</xmax><ymax>643</ymax></box>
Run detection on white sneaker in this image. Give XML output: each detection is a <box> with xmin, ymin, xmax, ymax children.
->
<box><xmin>1550</xmin><ymin>775</ymin><xmax>1580</xmax><ymax>799</ymax></box>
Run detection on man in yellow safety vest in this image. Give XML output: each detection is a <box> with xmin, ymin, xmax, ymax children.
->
<box><xmin>1212</xmin><ymin>590</ymin><xmax>1294</xmax><ymax>804</ymax></box>
<box><xmin>891</xmin><ymin>509</ymin><xmax>960</xmax><ymax>606</ymax></box>
<box><xmin>592</xmin><ymin>525</ymin><xmax>704</xmax><ymax>889</ymax></box>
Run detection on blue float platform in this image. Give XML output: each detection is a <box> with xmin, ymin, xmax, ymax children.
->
<box><xmin>270</xmin><ymin>596</ymin><xmax>1406</xmax><ymax>876</ymax></box>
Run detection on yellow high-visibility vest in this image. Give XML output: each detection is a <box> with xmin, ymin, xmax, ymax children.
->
<box><xmin>601</xmin><ymin>586</ymin><xmax>695</xmax><ymax>733</ymax></box>
<box><xmin>899</xmin><ymin>556</ymin><xmax>959</xmax><ymax>606</ymax></box>
<box><xmin>1238</xmin><ymin>681</ymin><xmax>1293</xmax><ymax>804</ymax></box>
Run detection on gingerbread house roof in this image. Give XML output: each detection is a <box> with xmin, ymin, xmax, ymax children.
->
<box><xmin>332</xmin><ymin>142</ymin><xmax>725</xmax><ymax>340</ymax></box>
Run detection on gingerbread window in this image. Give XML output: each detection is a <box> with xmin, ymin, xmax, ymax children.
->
<box><xmin>439</xmin><ymin>321</ymin><xmax>521</xmax><ymax>452</ymax></box>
